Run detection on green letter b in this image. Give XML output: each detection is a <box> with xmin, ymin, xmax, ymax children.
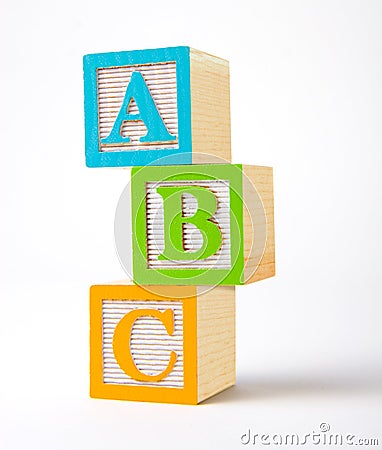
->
<box><xmin>156</xmin><ymin>185</ymin><xmax>222</xmax><ymax>262</ymax></box>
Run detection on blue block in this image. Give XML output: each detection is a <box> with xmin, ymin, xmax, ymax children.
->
<box><xmin>84</xmin><ymin>47</ymin><xmax>192</xmax><ymax>167</ymax></box>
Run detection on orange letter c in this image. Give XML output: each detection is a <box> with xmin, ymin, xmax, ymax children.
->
<box><xmin>112</xmin><ymin>309</ymin><xmax>177</xmax><ymax>382</ymax></box>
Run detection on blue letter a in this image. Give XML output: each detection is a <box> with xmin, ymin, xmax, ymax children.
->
<box><xmin>101</xmin><ymin>71</ymin><xmax>176</xmax><ymax>144</ymax></box>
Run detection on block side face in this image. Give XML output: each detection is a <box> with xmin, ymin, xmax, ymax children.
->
<box><xmin>84</xmin><ymin>47</ymin><xmax>192</xmax><ymax>167</ymax></box>
<box><xmin>196</xmin><ymin>286</ymin><xmax>236</xmax><ymax>403</ymax></box>
<box><xmin>131</xmin><ymin>164</ymin><xmax>244</xmax><ymax>285</ymax></box>
<box><xmin>89</xmin><ymin>284</ymin><xmax>198</xmax><ymax>404</ymax></box>
<box><xmin>190</xmin><ymin>48</ymin><xmax>231</xmax><ymax>164</ymax></box>
<box><xmin>242</xmin><ymin>165</ymin><xmax>275</xmax><ymax>283</ymax></box>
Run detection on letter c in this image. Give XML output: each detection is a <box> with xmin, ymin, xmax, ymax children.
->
<box><xmin>112</xmin><ymin>308</ymin><xmax>177</xmax><ymax>382</ymax></box>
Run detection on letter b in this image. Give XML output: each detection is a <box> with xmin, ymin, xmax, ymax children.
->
<box><xmin>156</xmin><ymin>185</ymin><xmax>222</xmax><ymax>262</ymax></box>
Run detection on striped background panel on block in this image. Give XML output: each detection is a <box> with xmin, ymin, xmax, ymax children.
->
<box><xmin>146</xmin><ymin>180</ymin><xmax>231</xmax><ymax>269</ymax></box>
<box><xmin>97</xmin><ymin>62</ymin><xmax>179</xmax><ymax>152</ymax></box>
<box><xmin>102</xmin><ymin>300</ymin><xmax>184</xmax><ymax>388</ymax></box>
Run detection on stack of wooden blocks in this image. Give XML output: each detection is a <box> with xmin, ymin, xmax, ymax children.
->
<box><xmin>84</xmin><ymin>46</ymin><xmax>275</xmax><ymax>404</ymax></box>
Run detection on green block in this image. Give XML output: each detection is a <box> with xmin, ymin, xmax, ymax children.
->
<box><xmin>130</xmin><ymin>164</ymin><xmax>244</xmax><ymax>285</ymax></box>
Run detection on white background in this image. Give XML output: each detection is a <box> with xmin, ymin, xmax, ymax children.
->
<box><xmin>1</xmin><ymin>0</ymin><xmax>381</xmax><ymax>449</ymax></box>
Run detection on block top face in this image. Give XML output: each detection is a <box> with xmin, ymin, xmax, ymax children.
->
<box><xmin>84</xmin><ymin>46</ymin><xmax>192</xmax><ymax>167</ymax></box>
<box><xmin>128</xmin><ymin>164</ymin><xmax>245</xmax><ymax>285</ymax></box>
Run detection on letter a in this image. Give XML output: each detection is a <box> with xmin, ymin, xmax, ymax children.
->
<box><xmin>101</xmin><ymin>71</ymin><xmax>176</xmax><ymax>144</ymax></box>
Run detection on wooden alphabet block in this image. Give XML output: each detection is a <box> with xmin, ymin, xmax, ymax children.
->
<box><xmin>115</xmin><ymin>164</ymin><xmax>275</xmax><ymax>285</ymax></box>
<box><xmin>90</xmin><ymin>283</ymin><xmax>235</xmax><ymax>404</ymax></box>
<box><xmin>84</xmin><ymin>46</ymin><xmax>231</xmax><ymax>167</ymax></box>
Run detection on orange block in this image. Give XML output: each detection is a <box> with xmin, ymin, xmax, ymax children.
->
<box><xmin>90</xmin><ymin>283</ymin><xmax>235</xmax><ymax>404</ymax></box>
